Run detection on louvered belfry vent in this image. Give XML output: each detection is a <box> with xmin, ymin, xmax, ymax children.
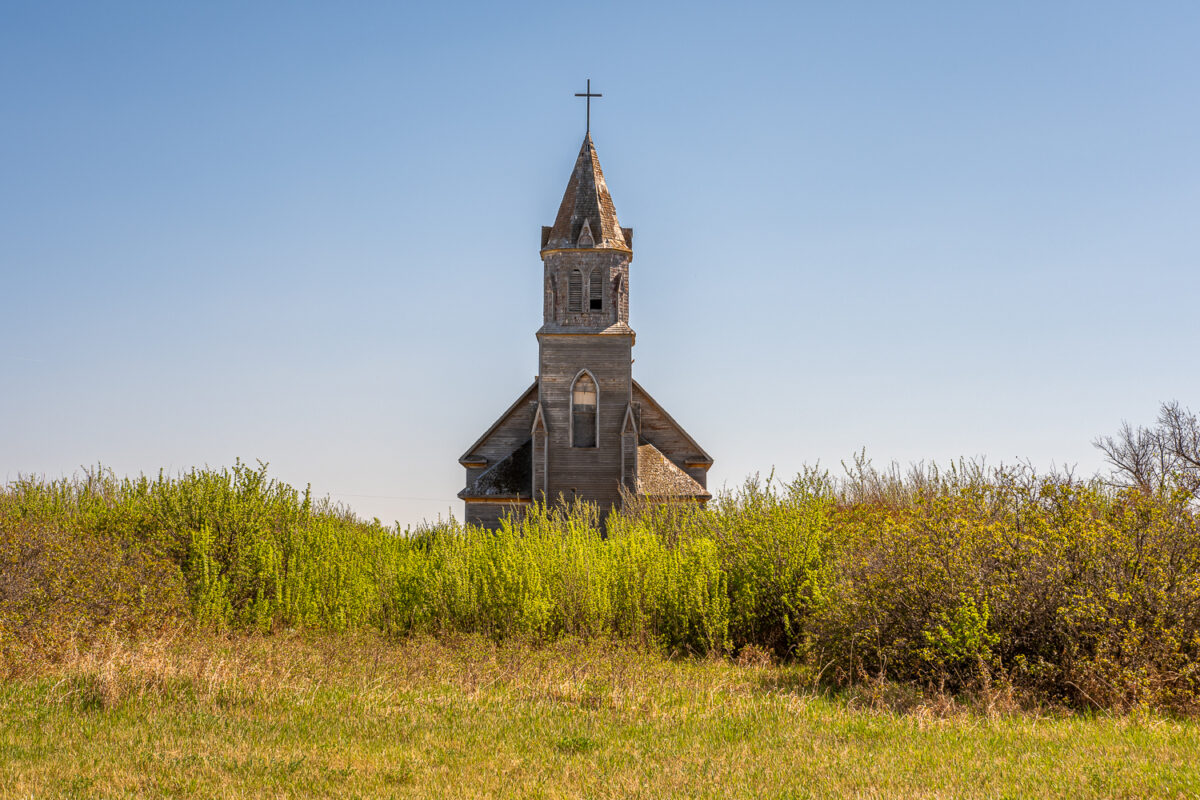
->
<box><xmin>568</xmin><ymin>270</ymin><xmax>583</xmax><ymax>311</ymax></box>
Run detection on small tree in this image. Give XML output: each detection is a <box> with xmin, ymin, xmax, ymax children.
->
<box><xmin>1094</xmin><ymin>401</ymin><xmax>1200</xmax><ymax>498</ymax></box>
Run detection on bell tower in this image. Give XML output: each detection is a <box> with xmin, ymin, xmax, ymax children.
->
<box><xmin>539</xmin><ymin>134</ymin><xmax>633</xmax><ymax>331</ymax></box>
<box><xmin>533</xmin><ymin>134</ymin><xmax>637</xmax><ymax>508</ymax></box>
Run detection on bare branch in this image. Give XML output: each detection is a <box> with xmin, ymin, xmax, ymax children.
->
<box><xmin>1095</xmin><ymin>402</ymin><xmax>1200</xmax><ymax>498</ymax></box>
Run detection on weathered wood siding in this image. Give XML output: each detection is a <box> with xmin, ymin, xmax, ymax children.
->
<box><xmin>464</xmin><ymin>501</ymin><xmax>529</xmax><ymax>530</ymax></box>
<box><xmin>537</xmin><ymin>332</ymin><xmax>633</xmax><ymax>514</ymax></box>
<box><xmin>621</xmin><ymin>429</ymin><xmax>637</xmax><ymax>491</ymax></box>
<box><xmin>542</xmin><ymin>250</ymin><xmax>630</xmax><ymax>329</ymax></box>
<box><xmin>461</xmin><ymin>383</ymin><xmax>538</xmax><ymax>486</ymax></box>
<box><xmin>632</xmin><ymin>383</ymin><xmax>710</xmax><ymax>488</ymax></box>
<box><xmin>531</xmin><ymin>410</ymin><xmax>548</xmax><ymax>499</ymax></box>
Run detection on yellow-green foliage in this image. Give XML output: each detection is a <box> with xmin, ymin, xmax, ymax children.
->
<box><xmin>2</xmin><ymin>460</ymin><xmax>1198</xmax><ymax>711</ymax></box>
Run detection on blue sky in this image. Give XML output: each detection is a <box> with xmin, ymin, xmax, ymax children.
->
<box><xmin>3</xmin><ymin>2</ymin><xmax>1198</xmax><ymax>525</ymax></box>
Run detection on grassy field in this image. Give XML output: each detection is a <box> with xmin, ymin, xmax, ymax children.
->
<box><xmin>2</xmin><ymin>632</ymin><xmax>1197</xmax><ymax>799</ymax></box>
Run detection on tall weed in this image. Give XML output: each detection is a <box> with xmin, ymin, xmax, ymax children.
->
<box><xmin>2</xmin><ymin>459</ymin><xmax>1198</xmax><ymax>710</ymax></box>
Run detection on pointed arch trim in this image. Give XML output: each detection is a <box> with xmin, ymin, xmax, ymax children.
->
<box><xmin>569</xmin><ymin>368</ymin><xmax>600</xmax><ymax>448</ymax></box>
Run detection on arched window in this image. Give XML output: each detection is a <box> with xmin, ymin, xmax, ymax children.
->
<box><xmin>568</xmin><ymin>270</ymin><xmax>583</xmax><ymax>312</ymax></box>
<box><xmin>572</xmin><ymin>372</ymin><xmax>597</xmax><ymax>447</ymax></box>
<box><xmin>588</xmin><ymin>269</ymin><xmax>603</xmax><ymax>311</ymax></box>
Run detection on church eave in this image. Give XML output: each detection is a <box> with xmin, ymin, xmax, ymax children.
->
<box><xmin>539</xmin><ymin>246</ymin><xmax>631</xmax><ymax>257</ymax></box>
<box><xmin>460</xmin><ymin>495</ymin><xmax>533</xmax><ymax>504</ymax></box>
<box><xmin>461</xmin><ymin>439</ymin><xmax>533</xmax><ymax>500</ymax></box>
<box><xmin>537</xmin><ymin>322</ymin><xmax>635</xmax><ymax>338</ymax></box>
<box><xmin>638</xmin><ymin>494</ymin><xmax>711</xmax><ymax>503</ymax></box>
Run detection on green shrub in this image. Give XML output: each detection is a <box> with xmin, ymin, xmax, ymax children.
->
<box><xmin>2</xmin><ymin>459</ymin><xmax>1198</xmax><ymax>711</ymax></box>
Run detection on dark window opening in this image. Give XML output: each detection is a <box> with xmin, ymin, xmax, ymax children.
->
<box><xmin>588</xmin><ymin>269</ymin><xmax>603</xmax><ymax>311</ymax></box>
<box><xmin>573</xmin><ymin>406</ymin><xmax>596</xmax><ymax>447</ymax></box>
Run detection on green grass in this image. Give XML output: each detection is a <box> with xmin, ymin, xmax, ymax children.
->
<box><xmin>2</xmin><ymin>633</ymin><xmax>1197</xmax><ymax>799</ymax></box>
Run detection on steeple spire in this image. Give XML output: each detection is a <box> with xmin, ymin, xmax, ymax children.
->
<box><xmin>542</xmin><ymin>135</ymin><xmax>631</xmax><ymax>252</ymax></box>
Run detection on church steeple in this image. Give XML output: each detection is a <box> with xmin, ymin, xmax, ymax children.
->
<box><xmin>457</xmin><ymin>121</ymin><xmax>713</xmax><ymax>530</ymax></box>
<box><xmin>540</xmin><ymin>135</ymin><xmax>634</xmax><ymax>332</ymax></box>
<box><xmin>541</xmin><ymin>135</ymin><xmax>632</xmax><ymax>252</ymax></box>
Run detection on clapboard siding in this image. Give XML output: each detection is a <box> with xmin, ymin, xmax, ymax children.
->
<box><xmin>464</xmin><ymin>501</ymin><xmax>529</xmax><ymax>530</ymax></box>
<box><xmin>543</xmin><ymin>250</ymin><xmax>631</xmax><ymax>330</ymax></box>
<box><xmin>538</xmin><ymin>332</ymin><xmax>632</xmax><ymax>512</ymax></box>
<box><xmin>633</xmin><ymin>383</ymin><xmax>711</xmax><ymax>489</ymax></box>
<box><xmin>460</xmin><ymin>382</ymin><xmax>538</xmax><ymax>478</ymax></box>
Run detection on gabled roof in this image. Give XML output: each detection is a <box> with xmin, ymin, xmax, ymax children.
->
<box><xmin>458</xmin><ymin>381</ymin><xmax>538</xmax><ymax>464</ymax></box>
<box><xmin>458</xmin><ymin>440</ymin><xmax>532</xmax><ymax>500</ymax></box>
<box><xmin>543</xmin><ymin>134</ymin><xmax>630</xmax><ymax>252</ymax></box>
<box><xmin>636</xmin><ymin>442</ymin><xmax>711</xmax><ymax>500</ymax></box>
<box><xmin>632</xmin><ymin>380</ymin><xmax>714</xmax><ymax>466</ymax></box>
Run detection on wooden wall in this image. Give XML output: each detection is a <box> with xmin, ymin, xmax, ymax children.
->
<box><xmin>461</xmin><ymin>383</ymin><xmax>537</xmax><ymax>487</ymax></box>
<box><xmin>464</xmin><ymin>501</ymin><xmax>529</xmax><ymax>530</ymax></box>
<box><xmin>537</xmin><ymin>332</ymin><xmax>633</xmax><ymax>514</ymax></box>
<box><xmin>633</xmin><ymin>383</ymin><xmax>710</xmax><ymax>489</ymax></box>
<box><xmin>542</xmin><ymin>250</ymin><xmax>631</xmax><ymax>329</ymax></box>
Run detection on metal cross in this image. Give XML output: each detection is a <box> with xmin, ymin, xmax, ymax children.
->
<box><xmin>574</xmin><ymin>79</ymin><xmax>602</xmax><ymax>135</ymax></box>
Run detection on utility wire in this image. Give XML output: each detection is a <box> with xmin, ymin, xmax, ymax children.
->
<box><xmin>324</xmin><ymin>491</ymin><xmax>456</xmax><ymax>502</ymax></box>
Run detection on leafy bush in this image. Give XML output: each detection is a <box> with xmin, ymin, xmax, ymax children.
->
<box><xmin>2</xmin><ymin>459</ymin><xmax>1198</xmax><ymax>711</ymax></box>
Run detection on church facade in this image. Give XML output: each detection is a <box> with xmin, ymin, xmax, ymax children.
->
<box><xmin>457</xmin><ymin>134</ymin><xmax>712</xmax><ymax>528</ymax></box>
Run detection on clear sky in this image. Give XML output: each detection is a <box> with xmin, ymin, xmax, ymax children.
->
<box><xmin>3</xmin><ymin>1</ymin><xmax>1198</xmax><ymax>526</ymax></box>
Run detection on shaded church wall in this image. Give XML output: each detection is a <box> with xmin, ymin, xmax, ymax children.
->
<box><xmin>464</xmin><ymin>501</ymin><xmax>528</xmax><ymax>530</ymax></box>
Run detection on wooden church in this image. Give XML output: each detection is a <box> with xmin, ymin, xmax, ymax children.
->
<box><xmin>457</xmin><ymin>128</ymin><xmax>713</xmax><ymax>528</ymax></box>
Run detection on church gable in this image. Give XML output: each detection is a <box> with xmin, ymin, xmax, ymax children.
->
<box><xmin>632</xmin><ymin>381</ymin><xmax>713</xmax><ymax>485</ymax></box>
<box><xmin>458</xmin><ymin>381</ymin><xmax>538</xmax><ymax>474</ymax></box>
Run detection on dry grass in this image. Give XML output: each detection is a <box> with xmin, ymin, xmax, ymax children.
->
<box><xmin>1</xmin><ymin>631</ymin><xmax>1197</xmax><ymax>798</ymax></box>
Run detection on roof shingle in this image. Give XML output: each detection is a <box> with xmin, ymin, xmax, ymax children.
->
<box><xmin>635</xmin><ymin>442</ymin><xmax>711</xmax><ymax>500</ymax></box>
<box><xmin>544</xmin><ymin>134</ymin><xmax>629</xmax><ymax>251</ymax></box>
